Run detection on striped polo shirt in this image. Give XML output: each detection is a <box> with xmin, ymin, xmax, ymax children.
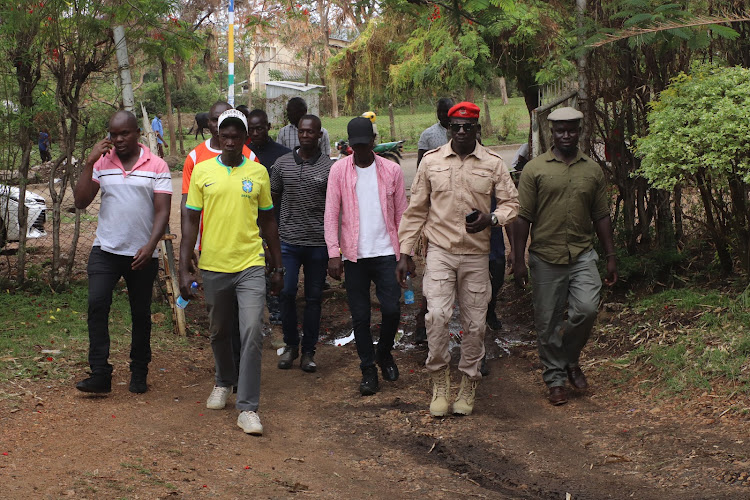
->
<box><xmin>270</xmin><ymin>148</ymin><xmax>333</xmax><ymax>246</ymax></box>
<box><xmin>92</xmin><ymin>145</ymin><xmax>172</xmax><ymax>257</ymax></box>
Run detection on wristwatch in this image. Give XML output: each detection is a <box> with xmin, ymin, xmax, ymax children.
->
<box><xmin>271</xmin><ymin>267</ymin><xmax>286</xmax><ymax>276</ymax></box>
<box><xmin>490</xmin><ymin>214</ymin><xmax>499</xmax><ymax>226</ymax></box>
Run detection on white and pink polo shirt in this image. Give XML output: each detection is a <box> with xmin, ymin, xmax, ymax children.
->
<box><xmin>92</xmin><ymin>144</ymin><xmax>172</xmax><ymax>257</ymax></box>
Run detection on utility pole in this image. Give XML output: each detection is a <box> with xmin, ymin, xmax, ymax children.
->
<box><xmin>113</xmin><ymin>26</ymin><xmax>134</xmax><ymax>112</ymax></box>
<box><xmin>227</xmin><ymin>0</ymin><xmax>236</xmax><ymax>106</ymax></box>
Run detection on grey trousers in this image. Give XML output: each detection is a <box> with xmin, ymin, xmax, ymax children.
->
<box><xmin>202</xmin><ymin>266</ymin><xmax>266</xmax><ymax>412</ymax></box>
<box><xmin>529</xmin><ymin>249</ymin><xmax>601</xmax><ymax>388</ymax></box>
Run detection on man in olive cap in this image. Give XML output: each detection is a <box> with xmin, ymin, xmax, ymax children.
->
<box><xmin>397</xmin><ymin>102</ymin><xmax>519</xmax><ymax>417</ymax></box>
<box><xmin>511</xmin><ymin>106</ymin><xmax>618</xmax><ymax>406</ymax></box>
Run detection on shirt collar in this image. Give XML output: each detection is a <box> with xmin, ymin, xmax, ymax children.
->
<box><xmin>544</xmin><ymin>147</ymin><xmax>585</xmax><ymax>165</ymax></box>
<box><xmin>293</xmin><ymin>146</ymin><xmax>322</xmax><ymax>165</ymax></box>
<box><xmin>441</xmin><ymin>140</ymin><xmax>483</xmax><ymax>160</ymax></box>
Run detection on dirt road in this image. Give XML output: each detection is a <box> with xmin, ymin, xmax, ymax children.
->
<box><xmin>3</xmin><ymin>145</ymin><xmax>749</xmax><ymax>498</ymax></box>
<box><xmin>2</xmin><ymin>282</ymin><xmax>749</xmax><ymax>499</ymax></box>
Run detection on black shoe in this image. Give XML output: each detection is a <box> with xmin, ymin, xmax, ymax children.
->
<box><xmin>480</xmin><ymin>354</ymin><xmax>490</xmax><ymax>377</ymax></box>
<box><xmin>376</xmin><ymin>353</ymin><xmax>399</xmax><ymax>382</ymax></box>
<box><xmin>414</xmin><ymin>326</ymin><xmax>427</xmax><ymax>344</ymax></box>
<box><xmin>277</xmin><ymin>346</ymin><xmax>298</xmax><ymax>369</ymax></box>
<box><xmin>300</xmin><ymin>351</ymin><xmax>317</xmax><ymax>373</ymax></box>
<box><xmin>129</xmin><ymin>373</ymin><xmax>148</xmax><ymax>394</ymax></box>
<box><xmin>359</xmin><ymin>366</ymin><xmax>379</xmax><ymax>396</ymax></box>
<box><xmin>486</xmin><ymin>314</ymin><xmax>502</xmax><ymax>331</ymax></box>
<box><xmin>76</xmin><ymin>373</ymin><xmax>112</xmax><ymax>393</ymax></box>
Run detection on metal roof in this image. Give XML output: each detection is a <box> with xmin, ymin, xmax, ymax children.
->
<box><xmin>264</xmin><ymin>81</ymin><xmax>325</xmax><ymax>92</ymax></box>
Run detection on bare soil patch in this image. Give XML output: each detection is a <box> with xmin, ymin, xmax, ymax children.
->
<box><xmin>2</xmin><ymin>270</ymin><xmax>750</xmax><ymax>499</ymax></box>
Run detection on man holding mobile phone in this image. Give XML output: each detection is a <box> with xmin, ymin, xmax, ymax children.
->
<box><xmin>396</xmin><ymin>102</ymin><xmax>519</xmax><ymax>417</ymax></box>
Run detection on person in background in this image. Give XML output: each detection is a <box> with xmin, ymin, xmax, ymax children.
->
<box><xmin>244</xmin><ymin>109</ymin><xmax>292</xmax><ymax>172</ymax></box>
<box><xmin>151</xmin><ymin>112</ymin><xmax>167</xmax><ymax>158</ymax></box>
<box><xmin>324</xmin><ymin>117</ymin><xmax>410</xmax><ymax>396</ymax></box>
<box><xmin>39</xmin><ymin>129</ymin><xmax>52</xmax><ymax>162</ymax></box>
<box><xmin>242</xmin><ymin>108</ymin><xmax>292</xmax><ymax>326</ymax></box>
<box><xmin>272</xmin><ymin>115</ymin><xmax>333</xmax><ymax>373</ymax></box>
<box><xmin>180</xmin><ymin>109</ymin><xmax>282</xmax><ymax>436</ymax></box>
<box><xmin>416</xmin><ymin>98</ymin><xmax>454</xmax><ymax>166</ymax></box>
<box><xmin>277</xmin><ymin>97</ymin><xmax>331</xmax><ymax>158</ymax></box>
<box><xmin>73</xmin><ymin>111</ymin><xmax>171</xmax><ymax>395</ymax></box>
<box><xmin>396</xmin><ymin>102</ymin><xmax>519</xmax><ymax>417</ymax></box>
<box><xmin>512</xmin><ymin>107</ymin><xmax>617</xmax><ymax>406</ymax></box>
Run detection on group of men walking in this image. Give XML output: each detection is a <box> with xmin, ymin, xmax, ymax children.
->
<box><xmin>73</xmin><ymin>96</ymin><xmax>617</xmax><ymax>436</ymax></box>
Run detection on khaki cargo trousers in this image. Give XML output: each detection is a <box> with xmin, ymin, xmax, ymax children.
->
<box><xmin>423</xmin><ymin>245</ymin><xmax>491</xmax><ymax>380</ymax></box>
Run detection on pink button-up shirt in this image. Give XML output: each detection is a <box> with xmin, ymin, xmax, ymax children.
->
<box><xmin>324</xmin><ymin>154</ymin><xmax>408</xmax><ymax>262</ymax></box>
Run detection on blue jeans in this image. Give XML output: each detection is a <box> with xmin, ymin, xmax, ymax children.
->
<box><xmin>280</xmin><ymin>243</ymin><xmax>328</xmax><ymax>353</ymax></box>
<box><xmin>344</xmin><ymin>256</ymin><xmax>401</xmax><ymax>369</ymax></box>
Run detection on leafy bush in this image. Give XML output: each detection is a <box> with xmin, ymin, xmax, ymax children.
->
<box><xmin>636</xmin><ymin>64</ymin><xmax>750</xmax><ymax>275</ymax></box>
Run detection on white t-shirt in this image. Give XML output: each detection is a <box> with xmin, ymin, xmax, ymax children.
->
<box><xmin>355</xmin><ymin>162</ymin><xmax>393</xmax><ymax>259</ymax></box>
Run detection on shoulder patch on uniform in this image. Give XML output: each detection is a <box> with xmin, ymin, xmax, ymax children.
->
<box><xmin>485</xmin><ymin>148</ymin><xmax>503</xmax><ymax>159</ymax></box>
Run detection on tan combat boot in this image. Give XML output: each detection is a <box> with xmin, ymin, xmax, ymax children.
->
<box><xmin>429</xmin><ymin>367</ymin><xmax>451</xmax><ymax>417</ymax></box>
<box><xmin>452</xmin><ymin>374</ymin><xmax>479</xmax><ymax>416</ymax></box>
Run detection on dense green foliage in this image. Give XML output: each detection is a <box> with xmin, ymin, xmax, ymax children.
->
<box><xmin>637</xmin><ymin>65</ymin><xmax>750</xmax><ymax>189</ymax></box>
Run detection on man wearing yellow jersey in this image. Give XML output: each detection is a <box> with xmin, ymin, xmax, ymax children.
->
<box><xmin>180</xmin><ymin>109</ymin><xmax>283</xmax><ymax>436</ymax></box>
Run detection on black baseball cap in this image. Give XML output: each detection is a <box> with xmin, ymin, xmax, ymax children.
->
<box><xmin>347</xmin><ymin>117</ymin><xmax>374</xmax><ymax>146</ymax></box>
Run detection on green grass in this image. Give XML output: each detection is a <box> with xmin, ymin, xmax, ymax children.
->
<box><xmin>313</xmin><ymin>96</ymin><xmax>529</xmax><ymax>152</ymax></box>
<box><xmin>0</xmin><ymin>281</ymin><xmax>176</xmax><ymax>382</ymax></box>
<box><xmin>617</xmin><ymin>287</ymin><xmax>750</xmax><ymax>397</ymax></box>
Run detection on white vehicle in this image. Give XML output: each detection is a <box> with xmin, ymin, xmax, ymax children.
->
<box><xmin>0</xmin><ymin>184</ymin><xmax>48</xmax><ymax>247</ymax></box>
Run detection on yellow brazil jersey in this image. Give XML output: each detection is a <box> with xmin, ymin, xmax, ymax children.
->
<box><xmin>185</xmin><ymin>156</ymin><xmax>273</xmax><ymax>273</ymax></box>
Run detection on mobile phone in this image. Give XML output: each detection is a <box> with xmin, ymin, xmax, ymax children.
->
<box><xmin>465</xmin><ymin>210</ymin><xmax>479</xmax><ymax>223</ymax></box>
<box><xmin>106</xmin><ymin>132</ymin><xmax>111</xmax><ymax>140</ymax></box>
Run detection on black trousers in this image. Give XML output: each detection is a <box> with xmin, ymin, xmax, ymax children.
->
<box><xmin>344</xmin><ymin>256</ymin><xmax>401</xmax><ymax>369</ymax></box>
<box><xmin>87</xmin><ymin>247</ymin><xmax>158</xmax><ymax>376</ymax></box>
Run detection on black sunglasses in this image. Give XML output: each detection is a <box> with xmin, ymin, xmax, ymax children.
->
<box><xmin>450</xmin><ymin>123</ymin><xmax>476</xmax><ymax>133</ymax></box>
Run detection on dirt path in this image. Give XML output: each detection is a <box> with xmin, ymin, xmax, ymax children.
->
<box><xmin>2</xmin><ymin>282</ymin><xmax>749</xmax><ymax>499</ymax></box>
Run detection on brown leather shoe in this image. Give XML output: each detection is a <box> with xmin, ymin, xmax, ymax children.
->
<box><xmin>566</xmin><ymin>366</ymin><xmax>589</xmax><ymax>389</ymax></box>
<box><xmin>548</xmin><ymin>386</ymin><xmax>568</xmax><ymax>406</ymax></box>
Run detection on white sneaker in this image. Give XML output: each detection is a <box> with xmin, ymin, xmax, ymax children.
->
<box><xmin>206</xmin><ymin>386</ymin><xmax>232</xmax><ymax>410</ymax></box>
<box><xmin>237</xmin><ymin>411</ymin><xmax>263</xmax><ymax>435</ymax></box>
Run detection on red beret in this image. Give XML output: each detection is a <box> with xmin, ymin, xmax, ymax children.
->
<box><xmin>447</xmin><ymin>101</ymin><xmax>480</xmax><ymax>119</ymax></box>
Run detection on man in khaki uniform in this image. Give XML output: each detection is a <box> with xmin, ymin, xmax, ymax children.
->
<box><xmin>512</xmin><ymin>107</ymin><xmax>618</xmax><ymax>406</ymax></box>
<box><xmin>396</xmin><ymin>102</ymin><xmax>519</xmax><ymax>417</ymax></box>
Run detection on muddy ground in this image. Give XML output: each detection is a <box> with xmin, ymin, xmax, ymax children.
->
<box><xmin>2</xmin><ymin>273</ymin><xmax>750</xmax><ymax>500</ymax></box>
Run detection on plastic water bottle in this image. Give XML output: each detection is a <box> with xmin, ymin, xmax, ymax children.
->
<box><xmin>176</xmin><ymin>281</ymin><xmax>198</xmax><ymax>309</ymax></box>
<box><xmin>404</xmin><ymin>273</ymin><xmax>415</xmax><ymax>304</ymax></box>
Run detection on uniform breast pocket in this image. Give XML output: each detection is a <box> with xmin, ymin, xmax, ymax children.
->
<box><xmin>429</xmin><ymin>165</ymin><xmax>452</xmax><ymax>192</ymax></box>
<box><xmin>572</xmin><ymin>175</ymin><xmax>598</xmax><ymax>202</ymax></box>
<box><xmin>469</xmin><ymin>169</ymin><xmax>493</xmax><ymax>194</ymax></box>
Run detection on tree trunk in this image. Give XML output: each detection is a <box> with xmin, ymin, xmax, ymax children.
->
<box><xmin>12</xmin><ymin>41</ymin><xmax>42</xmax><ymax>285</ymax></box>
<box><xmin>653</xmin><ymin>188</ymin><xmax>674</xmax><ymax>252</ymax></box>
<box><xmin>673</xmin><ymin>185</ymin><xmax>683</xmax><ymax>249</ymax></box>
<box><xmin>576</xmin><ymin>0</ymin><xmax>592</xmax><ymax>154</ymax></box>
<box><xmin>330</xmin><ymin>76</ymin><xmax>339</xmax><ymax>118</ymax></box>
<box><xmin>482</xmin><ymin>94</ymin><xmax>493</xmax><ymax>136</ymax></box>
<box><xmin>177</xmin><ymin>107</ymin><xmax>185</xmax><ymax>156</ymax></box>
<box><xmin>160</xmin><ymin>57</ymin><xmax>176</xmax><ymax>153</ymax></box>
<box><xmin>499</xmin><ymin>77</ymin><xmax>509</xmax><ymax>105</ymax></box>
<box><xmin>695</xmin><ymin>170</ymin><xmax>732</xmax><ymax>275</ymax></box>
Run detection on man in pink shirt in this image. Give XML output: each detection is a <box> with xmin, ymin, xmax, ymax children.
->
<box><xmin>73</xmin><ymin>111</ymin><xmax>172</xmax><ymax>395</ymax></box>
<box><xmin>324</xmin><ymin>117</ymin><xmax>412</xmax><ymax>395</ymax></box>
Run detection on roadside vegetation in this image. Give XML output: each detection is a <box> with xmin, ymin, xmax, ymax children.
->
<box><xmin>0</xmin><ymin>282</ymin><xmax>177</xmax><ymax>384</ymax></box>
